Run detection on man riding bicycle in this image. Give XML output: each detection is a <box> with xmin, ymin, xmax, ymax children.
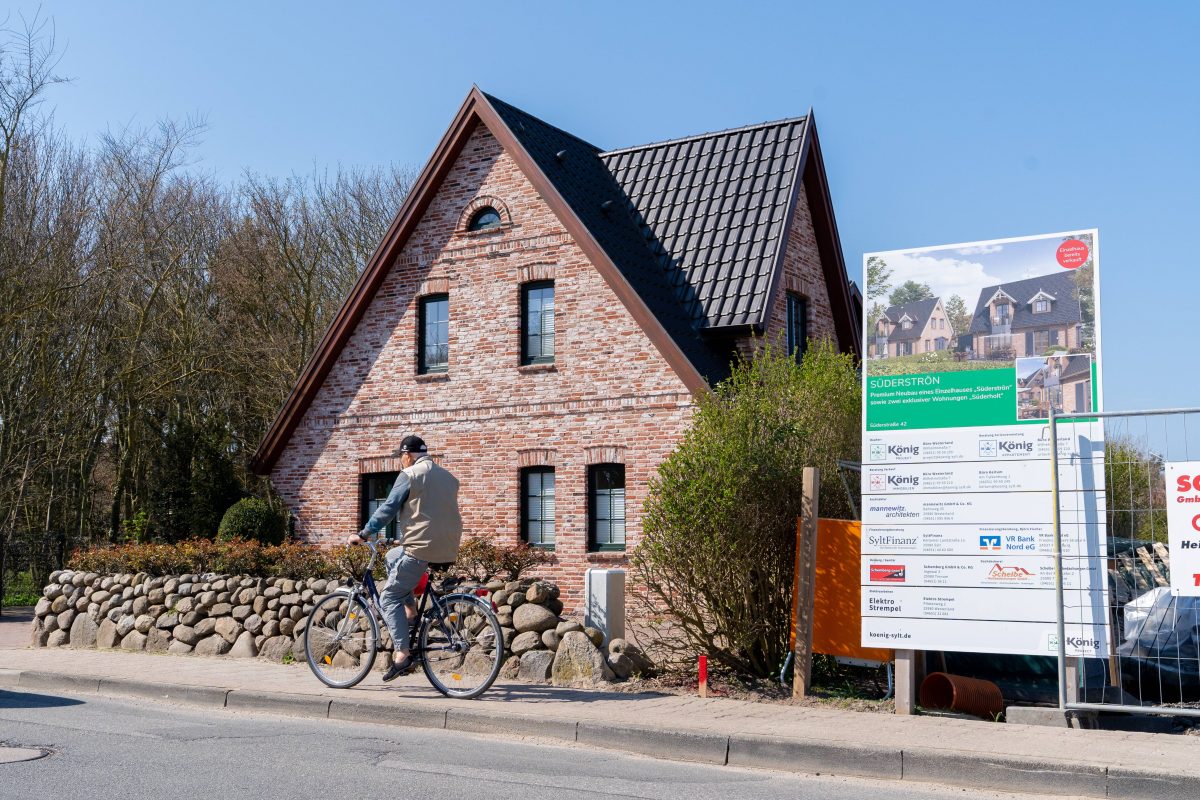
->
<box><xmin>346</xmin><ymin>435</ymin><xmax>462</xmax><ymax>682</ymax></box>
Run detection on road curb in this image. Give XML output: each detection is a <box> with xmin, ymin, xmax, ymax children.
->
<box><xmin>728</xmin><ymin>733</ymin><xmax>903</xmax><ymax>781</ymax></box>
<box><xmin>902</xmin><ymin>746</ymin><xmax>1108</xmax><ymax>797</ymax></box>
<box><xmin>4</xmin><ymin>666</ymin><xmax>1197</xmax><ymax>800</ymax></box>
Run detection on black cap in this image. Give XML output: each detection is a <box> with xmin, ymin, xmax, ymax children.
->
<box><xmin>399</xmin><ymin>435</ymin><xmax>428</xmax><ymax>453</ymax></box>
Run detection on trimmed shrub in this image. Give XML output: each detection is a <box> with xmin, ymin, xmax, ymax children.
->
<box><xmin>631</xmin><ymin>340</ymin><xmax>860</xmax><ymax>679</ymax></box>
<box><xmin>217</xmin><ymin>498</ymin><xmax>286</xmax><ymax>545</ymax></box>
<box><xmin>455</xmin><ymin>538</ymin><xmax>553</xmax><ymax>581</ymax></box>
<box><xmin>68</xmin><ymin>539</ymin><xmax>339</xmax><ymax>579</ymax></box>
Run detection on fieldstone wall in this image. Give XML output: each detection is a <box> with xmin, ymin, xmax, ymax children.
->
<box><xmin>30</xmin><ymin>571</ymin><xmax>652</xmax><ymax>686</ymax></box>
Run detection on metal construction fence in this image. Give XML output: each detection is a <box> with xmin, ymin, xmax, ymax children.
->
<box><xmin>1050</xmin><ymin>406</ymin><xmax>1200</xmax><ymax>717</ymax></box>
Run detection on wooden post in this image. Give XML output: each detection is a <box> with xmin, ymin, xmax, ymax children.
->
<box><xmin>793</xmin><ymin>466</ymin><xmax>819</xmax><ymax>697</ymax></box>
<box><xmin>894</xmin><ymin>649</ymin><xmax>921</xmax><ymax>714</ymax></box>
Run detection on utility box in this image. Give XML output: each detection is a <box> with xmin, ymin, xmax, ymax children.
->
<box><xmin>584</xmin><ymin>568</ymin><xmax>625</xmax><ymax>645</ymax></box>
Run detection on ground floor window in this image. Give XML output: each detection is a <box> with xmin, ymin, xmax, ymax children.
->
<box><xmin>359</xmin><ymin>472</ymin><xmax>399</xmax><ymax>541</ymax></box>
<box><xmin>521</xmin><ymin>467</ymin><xmax>555</xmax><ymax>548</ymax></box>
<box><xmin>589</xmin><ymin>464</ymin><xmax>626</xmax><ymax>551</ymax></box>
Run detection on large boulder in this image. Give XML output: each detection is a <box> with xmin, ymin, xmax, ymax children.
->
<box><xmin>214</xmin><ymin>617</ymin><xmax>241</xmax><ymax>643</ymax></box>
<box><xmin>258</xmin><ymin>636</ymin><xmax>293</xmax><ymax>663</ymax></box>
<box><xmin>30</xmin><ymin>620</ymin><xmax>49</xmax><ymax>648</ymax></box>
<box><xmin>194</xmin><ymin>618</ymin><xmax>217</xmax><ymax>638</ymax></box>
<box><xmin>510</xmin><ymin>631</ymin><xmax>542</xmax><ymax>656</ymax></box>
<box><xmin>172</xmin><ymin>624</ymin><xmax>199</xmax><ymax>646</ymax></box>
<box><xmin>34</xmin><ymin>596</ymin><xmax>52</xmax><ymax>617</ymax></box>
<box><xmin>120</xmin><ymin>630</ymin><xmax>147</xmax><ymax>651</ymax></box>
<box><xmin>46</xmin><ymin>629</ymin><xmax>69</xmax><ymax>647</ymax></box>
<box><xmin>134</xmin><ymin>614</ymin><xmax>154</xmax><ymax>634</ymax></box>
<box><xmin>243</xmin><ymin>614</ymin><xmax>264</xmax><ymax>635</ymax></box>
<box><xmin>168</xmin><ymin>640</ymin><xmax>194</xmax><ymax>655</ymax></box>
<box><xmin>541</xmin><ymin>629</ymin><xmax>561</xmax><ymax>651</ymax></box>
<box><xmin>69</xmin><ymin>613</ymin><xmax>99</xmax><ymax>648</ymax></box>
<box><xmin>525</xmin><ymin>582</ymin><xmax>552</xmax><ymax>604</ymax></box>
<box><xmin>228</xmin><ymin>630</ymin><xmax>258</xmax><ymax>658</ymax></box>
<box><xmin>551</xmin><ymin>631</ymin><xmax>609</xmax><ymax>687</ymax></box>
<box><xmin>145</xmin><ymin>628</ymin><xmax>170</xmax><ymax>653</ymax></box>
<box><xmin>194</xmin><ymin>635</ymin><xmax>232</xmax><ymax>656</ymax></box>
<box><xmin>555</xmin><ymin>620</ymin><xmax>584</xmax><ymax>637</ymax></box>
<box><xmin>519</xmin><ymin>650</ymin><xmax>555</xmax><ymax>682</ymax></box>
<box><xmin>513</xmin><ymin>603</ymin><xmax>558</xmax><ymax>634</ymax></box>
<box><xmin>607</xmin><ymin>653</ymin><xmax>634</xmax><ymax>680</ymax></box>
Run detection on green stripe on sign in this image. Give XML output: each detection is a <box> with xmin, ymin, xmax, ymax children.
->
<box><xmin>866</xmin><ymin>368</ymin><xmax>1018</xmax><ymax>431</ymax></box>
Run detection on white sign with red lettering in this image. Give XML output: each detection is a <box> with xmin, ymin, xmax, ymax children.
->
<box><xmin>1166</xmin><ymin>461</ymin><xmax>1200</xmax><ymax>595</ymax></box>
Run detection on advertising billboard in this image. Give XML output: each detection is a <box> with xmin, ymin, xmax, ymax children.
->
<box><xmin>860</xmin><ymin>230</ymin><xmax>1108</xmax><ymax>656</ymax></box>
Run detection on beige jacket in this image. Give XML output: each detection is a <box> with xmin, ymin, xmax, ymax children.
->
<box><xmin>363</xmin><ymin>456</ymin><xmax>463</xmax><ymax>563</ymax></box>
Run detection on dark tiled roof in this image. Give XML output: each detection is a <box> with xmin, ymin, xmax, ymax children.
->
<box><xmin>1060</xmin><ymin>354</ymin><xmax>1091</xmax><ymax>380</ymax></box>
<box><xmin>485</xmin><ymin>94</ymin><xmax>735</xmax><ymax>383</ymax></box>
<box><xmin>882</xmin><ymin>297</ymin><xmax>939</xmax><ymax>343</ymax></box>
<box><xmin>968</xmin><ymin>271</ymin><xmax>1082</xmax><ymax>336</ymax></box>
<box><xmin>599</xmin><ymin>119</ymin><xmax>807</xmax><ymax>329</ymax></box>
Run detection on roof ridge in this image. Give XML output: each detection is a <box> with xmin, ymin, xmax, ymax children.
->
<box><xmin>599</xmin><ymin>114</ymin><xmax>808</xmax><ymax>157</ymax></box>
<box><xmin>480</xmin><ymin>91</ymin><xmax>602</xmax><ymax>152</ymax></box>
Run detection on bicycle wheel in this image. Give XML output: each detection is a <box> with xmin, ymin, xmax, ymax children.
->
<box><xmin>419</xmin><ymin>593</ymin><xmax>504</xmax><ymax>699</ymax></box>
<box><xmin>304</xmin><ymin>591</ymin><xmax>379</xmax><ymax>688</ymax></box>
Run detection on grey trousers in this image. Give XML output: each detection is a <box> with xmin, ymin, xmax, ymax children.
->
<box><xmin>381</xmin><ymin>546</ymin><xmax>427</xmax><ymax>654</ymax></box>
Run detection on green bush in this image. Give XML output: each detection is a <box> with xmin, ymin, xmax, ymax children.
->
<box><xmin>631</xmin><ymin>340</ymin><xmax>860</xmax><ymax>679</ymax></box>
<box><xmin>217</xmin><ymin>498</ymin><xmax>286</xmax><ymax>545</ymax></box>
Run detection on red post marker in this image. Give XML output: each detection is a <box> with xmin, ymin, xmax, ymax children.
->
<box><xmin>698</xmin><ymin>654</ymin><xmax>708</xmax><ymax>698</ymax></box>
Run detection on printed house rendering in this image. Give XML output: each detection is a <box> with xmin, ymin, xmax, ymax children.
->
<box><xmin>250</xmin><ymin>88</ymin><xmax>861</xmax><ymax>607</ymax></box>
<box><xmin>1016</xmin><ymin>354</ymin><xmax>1093</xmax><ymax>419</ymax></box>
<box><xmin>967</xmin><ymin>270</ymin><xmax>1084</xmax><ymax>360</ymax></box>
<box><xmin>872</xmin><ymin>297</ymin><xmax>951</xmax><ymax>357</ymax></box>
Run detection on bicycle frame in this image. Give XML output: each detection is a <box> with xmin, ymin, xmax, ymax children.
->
<box><xmin>332</xmin><ymin>540</ymin><xmax>465</xmax><ymax>654</ymax></box>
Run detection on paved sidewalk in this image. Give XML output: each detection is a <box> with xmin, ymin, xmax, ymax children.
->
<box><xmin>2</xmin><ymin>616</ymin><xmax>1197</xmax><ymax>799</ymax></box>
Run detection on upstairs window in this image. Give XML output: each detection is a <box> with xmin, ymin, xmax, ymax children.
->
<box><xmin>521</xmin><ymin>467</ymin><xmax>555</xmax><ymax>548</ymax></box>
<box><xmin>1034</xmin><ymin>299</ymin><xmax>1050</xmax><ymax>313</ymax></box>
<box><xmin>522</xmin><ymin>281</ymin><xmax>555</xmax><ymax>364</ymax></box>
<box><xmin>360</xmin><ymin>472</ymin><xmax>399</xmax><ymax>541</ymax></box>
<box><xmin>901</xmin><ymin>319</ymin><xmax>913</xmax><ymax>330</ymax></box>
<box><xmin>589</xmin><ymin>464</ymin><xmax>626</xmax><ymax>551</ymax></box>
<box><xmin>467</xmin><ymin>207</ymin><xmax>502</xmax><ymax>232</ymax></box>
<box><xmin>786</xmin><ymin>293</ymin><xmax>808</xmax><ymax>360</ymax></box>
<box><xmin>418</xmin><ymin>294</ymin><xmax>449</xmax><ymax>373</ymax></box>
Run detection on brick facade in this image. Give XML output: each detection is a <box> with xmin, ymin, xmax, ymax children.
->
<box><xmin>267</xmin><ymin>112</ymin><xmax>849</xmax><ymax>611</ymax></box>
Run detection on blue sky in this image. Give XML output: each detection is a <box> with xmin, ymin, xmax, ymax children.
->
<box><xmin>14</xmin><ymin>1</ymin><xmax>1198</xmax><ymax>411</ymax></box>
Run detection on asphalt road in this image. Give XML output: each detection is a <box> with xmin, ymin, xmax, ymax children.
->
<box><xmin>0</xmin><ymin>689</ymin><xmax>1086</xmax><ymax>800</ymax></box>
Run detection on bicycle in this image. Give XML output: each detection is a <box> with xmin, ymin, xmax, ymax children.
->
<box><xmin>303</xmin><ymin>539</ymin><xmax>504</xmax><ymax>699</ymax></box>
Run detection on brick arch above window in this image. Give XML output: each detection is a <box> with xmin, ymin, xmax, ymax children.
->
<box><xmin>517</xmin><ymin>448</ymin><xmax>556</xmax><ymax>468</ymax></box>
<box><xmin>518</xmin><ymin>262</ymin><xmax>556</xmax><ymax>283</ymax></box>
<box><xmin>783</xmin><ymin>274</ymin><xmax>811</xmax><ymax>296</ymax></box>
<box><xmin>458</xmin><ymin>195</ymin><xmax>512</xmax><ymax>232</ymax></box>
<box><xmin>418</xmin><ymin>277</ymin><xmax>451</xmax><ymax>296</ymax></box>
<box><xmin>584</xmin><ymin>446</ymin><xmax>626</xmax><ymax>465</ymax></box>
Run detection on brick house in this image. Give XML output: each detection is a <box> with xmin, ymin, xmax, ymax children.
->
<box><xmin>1017</xmin><ymin>354</ymin><xmax>1093</xmax><ymax>419</ymax></box>
<box><xmin>967</xmin><ymin>271</ymin><xmax>1083</xmax><ymax>359</ymax></box>
<box><xmin>250</xmin><ymin>88</ymin><xmax>860</xmax><ymax>608</ymax></box>
<box><xmin>872</xmin><ymin>297</ymin><xmax>951</xmax><ymax>358</ymax></box>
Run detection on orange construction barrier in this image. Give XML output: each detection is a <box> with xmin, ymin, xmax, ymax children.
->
<box><xmin>791</xmin><ymin>518</ymin><xmax>893</xmax><ymax>663</ymax></box>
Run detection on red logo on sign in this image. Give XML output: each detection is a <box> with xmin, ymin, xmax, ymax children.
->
<box><xmin>1194</xmin><ymin>574</ymin><xmax>1200</xmax><ymax>587</ymax></box>
<box><xmin>1056</xmin><ymin>239</ymin><xmax>1089</xmax><ymax>269</ymax></box>
<box><xmin>870</xmin><ymin>565</ymin><xmax>906</xmax><ymax>583</ymax></box>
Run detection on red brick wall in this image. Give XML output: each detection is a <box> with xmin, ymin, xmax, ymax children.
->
<box><xmin>270</xmin><ymin>123</ymin><xmax>838</xmax><ymax>611</ymax></box>
<box><xmin>761</xmin><ymin>184</ymin><xmax>839</xmax><ymax>355</ymax></box>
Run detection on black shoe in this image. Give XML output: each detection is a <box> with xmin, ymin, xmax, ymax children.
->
<box><xmin>382</xmin><ymin>655</ymin><xmax>416</xmax><ymax>682</ymax></box>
